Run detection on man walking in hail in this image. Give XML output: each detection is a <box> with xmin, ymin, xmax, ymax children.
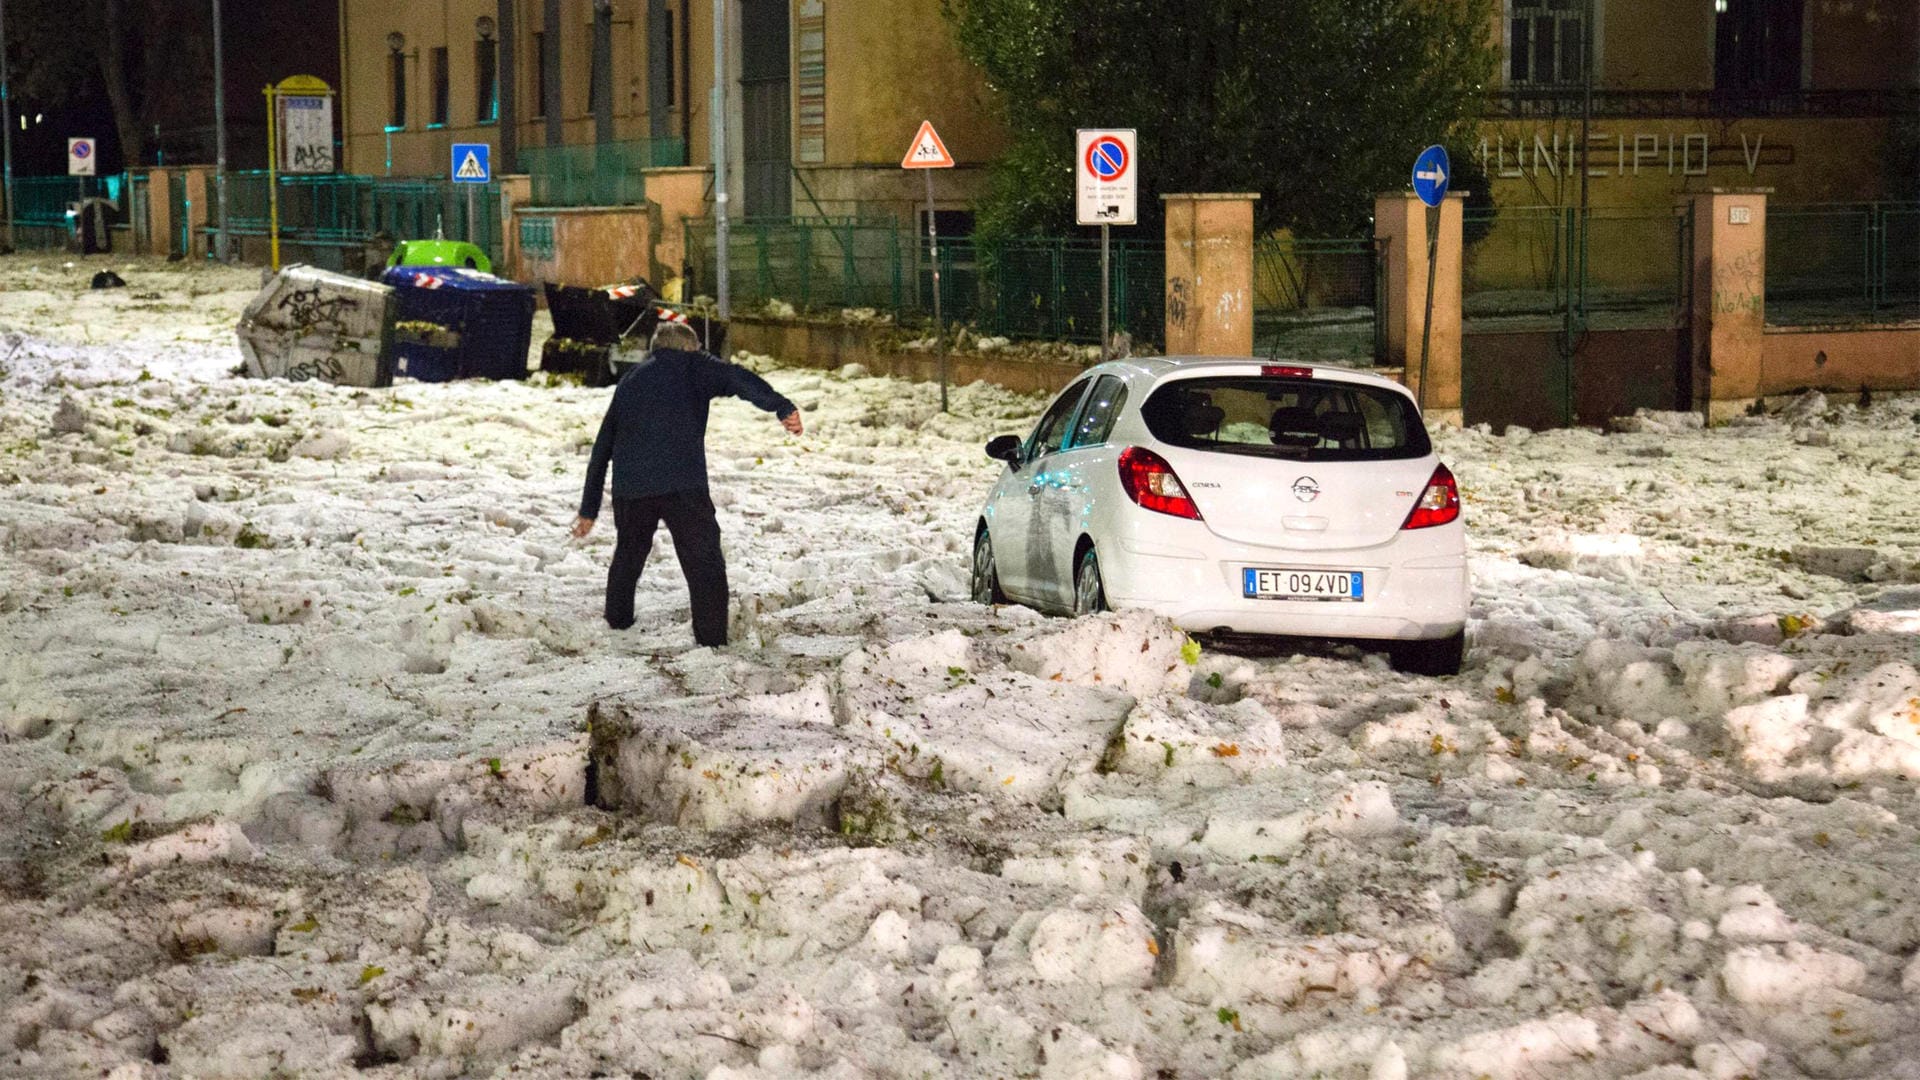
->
<box><xmin>572</xmin><ymin>321</ymin><xmax>802</xmax><ymax>646</ymax></box>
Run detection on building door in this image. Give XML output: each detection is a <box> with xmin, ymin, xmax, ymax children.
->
<box><xmin>740</xmin><ymin>0</ymin><xmax>792</xmax><ymax>219</ymax></box>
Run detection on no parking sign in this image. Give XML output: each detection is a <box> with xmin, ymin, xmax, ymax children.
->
<box><xmin>1075</xmin><ymin>129</ymin><xmax>1136</xmax><ymax>226</ymax></box>
<box><xmin>68</xmin><ymin>138</ymin><xmax>97</xmax><ymax>177</ymax></box>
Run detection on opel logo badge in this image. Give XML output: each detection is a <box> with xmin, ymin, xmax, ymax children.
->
<box><xmin>1292</xmin><ymin>476</ymin><xmax>1320</xmax><ymax>503</ymax></box>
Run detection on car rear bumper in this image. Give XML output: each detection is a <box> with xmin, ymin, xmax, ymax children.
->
<box><xmin>1099</xmin><ymin>523</ymin><xmax>1468</xmax><ymax>642</ymax></box>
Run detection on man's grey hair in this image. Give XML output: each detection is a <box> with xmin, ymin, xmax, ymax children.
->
<box><xmin>650</xmin><ymin>321</ymin><xmax>702</xmax><ymax>352</ymax></box>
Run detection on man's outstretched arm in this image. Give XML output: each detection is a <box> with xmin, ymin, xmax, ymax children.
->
<box><xmin>703</xmin><ymin>356</ymin><xmax>802</xmax><ymax>433</ymax></box>
<box><xmin>574</xmin><ymin>406</ymin><xmax>619</xmax><ymax>536</ymax></box>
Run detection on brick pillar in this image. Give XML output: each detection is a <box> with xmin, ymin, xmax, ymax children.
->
<box><xmin>1374</xmin><ymin>192</ymin><xmax>1464</xmax><ymax>425</ymax></box>
<box><xmin>181</xmin><ymin>167</ymin><xmax>213</xmax><ymax>260</ymax></box>
<box><xmin>497</xmin><ymin>174</ymin><xmax>532</xmax><ymax>281</ymax></box>
<box><xmin>1162</xmin><ymin>193</ymin><xmax>1259</xmax><ymax>356</ymax></box>
<box><xmin>643</xmin><ymin>166</ymin><xmax>712</xmax><ymax>294</ymax></box>
<box><xmin>146</xmin><ymin>170</ymin><xmax>174</xmax><ymax>257</ymax></box>
<box><xmin>1689</xmin><ymin>190</ymin><xmax>1768</xmax><ymax>423</ymax></box>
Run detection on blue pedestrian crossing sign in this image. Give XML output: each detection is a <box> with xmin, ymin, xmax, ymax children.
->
<box><xmin>451</xmin><ymin>143</ymin><xmax>491</xmax><ymax>184</ymax></box>
<box><xmin>1412</xmin><ymin>145</ymin><xmax>1450</xmax><ymax>207</ymax></box>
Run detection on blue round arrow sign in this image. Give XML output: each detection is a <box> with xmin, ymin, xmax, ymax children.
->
<box><xmin>1412</xmin><ymin>144</ymin><xmax>1450</xmax><ymax>207</ymax></box>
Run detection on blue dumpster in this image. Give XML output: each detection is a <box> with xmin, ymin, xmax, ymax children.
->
<box><xmin>382</xmin><ymin>267</ymin><xmax>535</xmax><ymax>383</ymax></box>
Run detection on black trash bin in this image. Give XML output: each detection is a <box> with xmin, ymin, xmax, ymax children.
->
<box><xmin>540</xmin><ymin>281</ymin><xmax>658</xmax><ymax>386</ymax></box>
<box><xmin>382</xmin><ymin>266</ymin><xmax>536</xmax><ymax>382</ymax></box>
<box><xmin>607</xmin><ymin>309</ymin><xmax>729</xmax><ymax>382</ymax></box>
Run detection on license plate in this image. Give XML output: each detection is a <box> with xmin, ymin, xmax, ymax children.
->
<box><xmin>1242</xmin><ymin>567</ymin><xmax>1363</xmax><ymax>602</ymax></box>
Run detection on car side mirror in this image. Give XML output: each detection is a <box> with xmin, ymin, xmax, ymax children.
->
<box><xmin>985</xmin><ymin>434</ymin><xmax>1022</xmax><ymax>464</ymax></box>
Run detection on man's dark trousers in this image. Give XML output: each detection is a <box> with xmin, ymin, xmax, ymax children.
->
<box><xmin>605</xmin><ymin>490</ymin><xmax>728</xmax><ymax>646</ymax></box>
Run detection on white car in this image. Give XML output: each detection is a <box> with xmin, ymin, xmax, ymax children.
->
<box><xmin>970</xmin><ymin>357</ymin><xmax>1468</xmax><ymax>675</ymax></box>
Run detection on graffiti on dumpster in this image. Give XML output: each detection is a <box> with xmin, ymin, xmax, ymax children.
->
<box><xmin>277</xmin><ymin>287</ymin><xmax>359</xmax><ymax>332</ymax></box>
<box><xmin>283</xmin><ymin>356</ymin><xmax>347</xmax><ymax>383</ymax></box>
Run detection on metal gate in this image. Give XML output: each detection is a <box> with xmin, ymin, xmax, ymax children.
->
<box><xmin>1461</xmin><ymin>204</ymin><xmax>1693</xmax><ymax>430</ymax></box>
<box><xmin>1252</xmin><ymin>236</ymin><xmax>1383</xmax><ymax>364</ymax></box>
<box><xmin>169</xmin><ymin>172</ymin><xmax>191</xmax><ymax>257</ymax></box>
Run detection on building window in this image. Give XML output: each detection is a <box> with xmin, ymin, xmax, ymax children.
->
<box><xmin>664</xmin><ymin>11</ymin><xmax>676</xmax><ymax>108</ymax></box>
<box><xmin>430</xmin><ymin>46</ymin><xmax>450</xmax><ymax>126</ymax></box>
<box><xmin>1715</xmin><ymin>0</ymin><xmax>1803</xmax><ymax>92</ymax></box>
<box><xmin>387</xmin><ymin>33</ymin><xmax>408</xmax><ymax>129</ymax></box>
<box><xmin>533</xmin><ymin>31</ymin><xmax>549</xmax><ymax>118</ymax></box>
<box><xmin>1508</xmin><ymin>0</ymin><xmax>1587</xmax><ymax>87</ymax></box>
<box><xmin>476</xmin><ymin>29</ymin><xmax>499</xmax><ymax>122</ymax></box>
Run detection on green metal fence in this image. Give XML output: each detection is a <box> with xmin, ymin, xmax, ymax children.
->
<box><xmin>524</xmin><ymin>138</ymin><xmax>688</xmax><ymax>207</ymax></box>
<box><xmin>683</xmin><ymin>217</ymin><xmax>906</xmax><ymax>313</ymax></box>
<box><xmin>213</xmin><ymin>172</ymin><xmax>503</xmax><ymax>258</ymax></box>
<box><xmin>1253</xmin><ymin>236</ymin><xmax>1381</xmax><ymax>363</ymax></box>
<box><xmin>1766</xmin><ymin>202</ymin><xmax>1920</xmax><ymax>325</ymax></box>
<box><xmin>4</xmin><ymin>175</ymin><xmax>120</xmax><ymax>247</ymax></box>
<box><xmin>1463</xmin><ymin>205</ymin><xmax>1689</xmax><ymax>331</ymax></box>
<box><xmin>683</xmin><ymin>219</ymin><xmax>1165</xmax><ymax>345</ymax></box>
<box><xmin>938</xmin><ymin>237</ymin><xmax>1165</xmax><ymax>344</ymax></box>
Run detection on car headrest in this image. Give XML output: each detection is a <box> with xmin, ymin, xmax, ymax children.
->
<box><xmin>1318</xmin><ymin>412</ymin><xmax>1365</xmax><ymax>444</ymax></box>
<box><xmin>1182</xmin><ymin>401</ymin><xmax>1225</xmax><ymax>438</ymax></box>
<box><xmin>1268</xmin><ymin>406</ymin><xmax>1322</xmax><ymax>447</ymax></box>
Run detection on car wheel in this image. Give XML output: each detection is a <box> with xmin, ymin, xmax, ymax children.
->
<box><xmin>1073</xmin><ymin>546</ymin><xmax>1107</xmax><ymax>616</ymax></box>
<box><xmin>1390</xmin><ymin>630</ymin><xmax>1465</xmax><ymax>677</ymax></box>
<box><xmin>971</xmin><ymin>528</ymin><xmax>1006</xmax><ymax>605</ymax></box>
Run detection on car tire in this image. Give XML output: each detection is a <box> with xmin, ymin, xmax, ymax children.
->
<box><xmin>1390</xmin><ymin>630</ymin><xmax>1465</xmax><ymax>677</ymax></box>
<box><xmin>971</xmin><ymin>527</ymin><xmax>1007</xmax><ymax>605</ymax></box>
<box><xmin>1073</xmin><ymin>546</ymin><xmax>1107</xmax><ymax>616</ymax></box>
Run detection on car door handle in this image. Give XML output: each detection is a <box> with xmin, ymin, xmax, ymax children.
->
<box><xmin>1283</xmin><ymin>516</ymin><xmax>1329</xmax><ymax>531</ymax></box>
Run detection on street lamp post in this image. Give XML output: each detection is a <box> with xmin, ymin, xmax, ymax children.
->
<box><xmin>710</xmin><ymin>0</ymin><xmax>729</xmax><ymax>318</ymax></box>
<box><xmin>214</xmin><ymin>0</ymin><xmax>229</xmax><ymax>262</ymax></box>
<box><xmin>0</xmin><ymin>0</ymin><xmax>16</xmax><ymax>251</ymax></box>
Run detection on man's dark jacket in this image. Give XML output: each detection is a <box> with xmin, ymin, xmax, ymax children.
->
<box><xmin>578</xmin><ymin>348</ymin><xmax>795</xmax><ymax>518</ymax></box>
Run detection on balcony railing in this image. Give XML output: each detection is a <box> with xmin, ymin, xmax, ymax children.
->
<box><xmin>1487</xmin><ymin>87</ymin><xmax>1920</xmax><ymax>119</ymax></box>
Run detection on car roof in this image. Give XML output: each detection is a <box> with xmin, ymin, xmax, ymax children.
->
<box><xmin>1081</xmin><ymin>356</ymin><xmax>1413</xmax><ymax>394</ymax></box>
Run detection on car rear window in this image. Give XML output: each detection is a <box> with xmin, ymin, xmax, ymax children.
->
<box><xmin>1140</xmin><ymin>376</ymin><xmax>1431</xmax><ymax>461</ymax></box>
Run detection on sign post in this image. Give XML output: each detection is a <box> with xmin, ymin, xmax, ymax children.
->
<box><xmin>263</xmin><ymin>75</ymin><xmax>336</xmax><ymax>271</ymax></box>
<box><xmin>67</xmin><ymin>138</ymin><xmax>96</xmax><ymax>178</ymax></box>
<box><xmin>1410</xmin><ymin>144</ymin><xmax>1450</xmax><ymax>410</ymax></box>
<box><xmin>1076</xmin><ymin>129</ymin><xmax>1137</xmax><ymax>361</ymax></box>
<box><xmin>451</xmin><ymin>142</ymin><xmax>492</xmax><ymax>250</ymax></box>
<box><xmin>67</xmin><ymin>137</ymin><xmax>95</xmax><ymax>216</ymax></box>
<box><xmin>901</xmin><ymin>120</ymin><xmax>956</xmax><ymax>411</ymax></box>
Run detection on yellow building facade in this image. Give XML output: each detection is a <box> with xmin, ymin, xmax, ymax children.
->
<box><xmin>1477</xmin><ymin>0</ymin><xmax>1917</xmax><ymax>209</ymax></box>
<box><xmin>338</xmin><ymin>1</ymin><xmax>1915</xmax><ymax>225</ymax></box>
<box><xmin>338</xmin><ymin>0</ymin><xmax>1008</xmax><ymax>223</ymax></box>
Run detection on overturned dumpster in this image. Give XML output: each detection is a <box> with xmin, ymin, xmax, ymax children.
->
<box><xmin>539</xmin><ymin>280</ymin><xmax>656</xmax><ymax>387</ymax></box>
<box><xmin>383</xmin><ymin>266</ymin><xmax>536</xmax><ymax>383</ymax></box>
<box><xmin>540</xmin><ymin>280</ymin><xmax>729</xmax><ymax>387</ymax></box>
<box><xmin>236</xmin><ymin>264</ymin><xmax>398</xmax><ymax>388</ymax></box>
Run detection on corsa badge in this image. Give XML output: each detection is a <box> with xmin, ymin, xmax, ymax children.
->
<box><xmin>1292</xmin><ymin>476</ymin><xmax>1320</xmax><ymax>503</ymax></box>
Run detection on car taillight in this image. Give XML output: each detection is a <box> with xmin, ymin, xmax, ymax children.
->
<box><xmin>1402</xmin><ymin>463</ymin><xmax>1461</xmax><ymax>529</ymax></box>
<box><xmin>1118</xmin><ymin>447</ymin><xmax>1203</xmax><ymax>520</ymax></box>
<box><xmin>1262</xmin><ymin>365</ymin><xmax>1314</xmax><ymax>379</ymax></box>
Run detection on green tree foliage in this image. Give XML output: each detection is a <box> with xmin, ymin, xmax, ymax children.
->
<box><xmin>946</xmin><ymin>0</ymin><xmax>1498</xmax><ymax>241</ymax></box>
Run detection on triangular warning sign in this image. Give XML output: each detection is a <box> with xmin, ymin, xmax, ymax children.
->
<box><xmin>900</xmin><ymin>121</ymin><xmax>955</xmax><ymax>170</ymax></box>
<box><xmin>456</xmin><ymin>151</ymin><xmax>487</xmax><ymax>180</ymax></box>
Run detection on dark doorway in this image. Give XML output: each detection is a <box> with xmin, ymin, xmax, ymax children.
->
<box><xmin>740</xmin><ymin>0</ymin><xmax>792</xmax><ymax>219</ymax></box>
